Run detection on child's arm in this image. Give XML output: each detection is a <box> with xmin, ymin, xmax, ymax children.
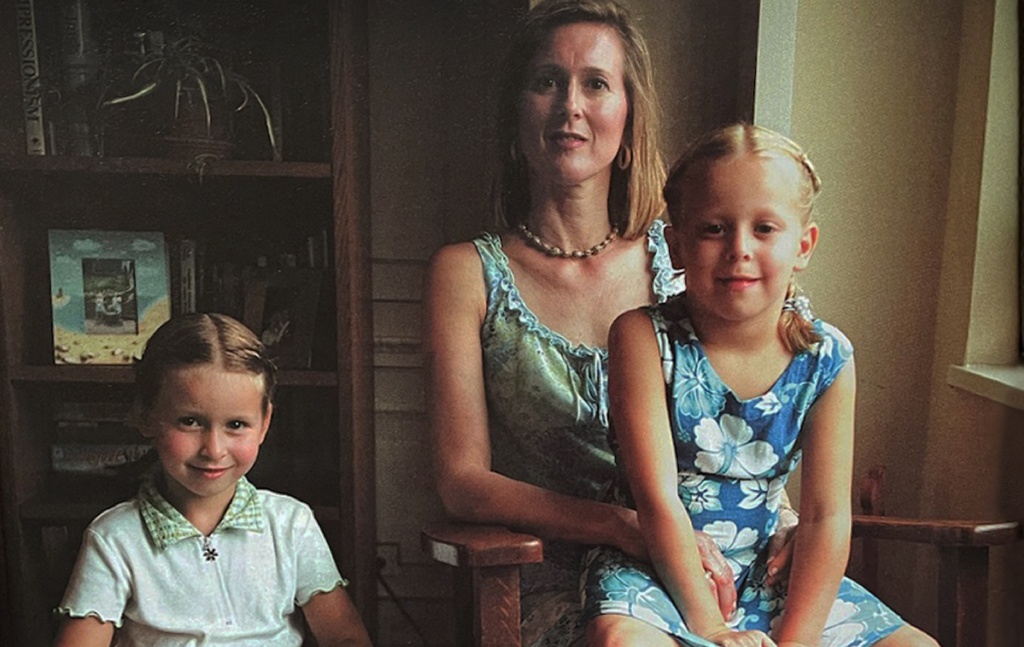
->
<box><xmin>301</xmin><ymin>587</ymin><xmax>372</xmax><ymax>647</ymax></box>
<box><xmin>772</xmin><ymin>360</ymin><xmax>857</xmax><ymax>646</ymax></box>
<box><xmin>52</xmin><ymin>616</ymin><xmax>115</xmax><ymax>647</ymax></box>
<box><xmin>609</xmin><ymin>311</ymin><xmax>771</xmax><ymax>646</ymax></box>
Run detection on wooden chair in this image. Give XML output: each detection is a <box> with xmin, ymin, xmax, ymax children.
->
<box><xmin>422</xmin><ymin>467</ymin><xmax>1022</xmax><ymax>647</ymax></box>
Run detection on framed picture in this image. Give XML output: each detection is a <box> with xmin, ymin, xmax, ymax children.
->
<box><xmin>49</xmin><ymin>230</ymin><xmax>171</xmax><ymax>365</ymax></box>
<box><xmin>243</xmin><ymin>269</ymin><xmax>322</xmax><ymax>369</ymax></box>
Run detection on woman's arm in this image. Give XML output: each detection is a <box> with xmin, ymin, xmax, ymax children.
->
<box><xmin>608</xmin><ymin>309</ymin><xmax>741</xmax><ymax>638</ymax></box>
<box><xmin>52</xmin><ymin>616</ymin><xmax>115</xmax><ymax>647</ymax></box>
<box><xmin>302</xmin><ymin>588</ymin><xmax>372</xmax><ymax>647</ymax></box>
<box><xmin>772</xmin><ymin>360</ymin><xmax>857</xmax><ymax>645</ymax></box>
<box><xmin>424</xmin><ymin>243</ymin><xmax>645</xmax><ymax>557</ymax></box>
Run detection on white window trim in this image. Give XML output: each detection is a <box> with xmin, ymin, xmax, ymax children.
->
<box><xmin>947</xmin><ymin>0</ymin><xmax>1021</xmax><ymax>411</ymax></box>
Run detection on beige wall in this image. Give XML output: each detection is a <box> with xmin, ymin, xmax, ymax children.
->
<box><xmin>789</xmin><ymin>0</ymin><xmax>1023</xmax><ymax>641</ymax></box>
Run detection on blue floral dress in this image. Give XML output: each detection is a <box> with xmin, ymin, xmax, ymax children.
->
<box><xmin>581</xmin><ymin>300</ymin><xmax>905</xmax><ymax>647</ymax></box>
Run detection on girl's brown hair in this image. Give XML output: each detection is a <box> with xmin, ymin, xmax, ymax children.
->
<box><xmin>492</xmin><ymin>0</ymin><xmax>665</xmax><ymax>239</ymax></box>
<box><xmin>663</xmin><ymin>123</ymin><xmax>823</xmax><ymax>353</ymax></box>
<box><xmin>134</xmin><ymin>313</ymin><xmax>277</xmax><ymax>417</ymax></box>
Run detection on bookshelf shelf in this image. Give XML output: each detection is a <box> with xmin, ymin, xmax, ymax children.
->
<box><xmin>9</xmin><ymin>365</ymin><xmax>340</xmax><ymax>386</ymax></box>
<box><xmin>0</xmin><ymin>0</ymin><xmax>375</xmax><ymax>643</ymax></box>
<box><xmin>0</xmin><ymin>156</ymin><xmax>331</xmax><ymax>178</ymax></box>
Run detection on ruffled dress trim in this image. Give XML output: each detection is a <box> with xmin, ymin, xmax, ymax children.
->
<box><xmin>475</xmin><ymin>219</ymin><xmax>682</xmax><ymax>361</ymax></box>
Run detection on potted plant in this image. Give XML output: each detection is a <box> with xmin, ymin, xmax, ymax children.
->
<box><xmin>100</xmin><ymin>30</ymin><xmax>279</xmax><ymax>161</ymax></box>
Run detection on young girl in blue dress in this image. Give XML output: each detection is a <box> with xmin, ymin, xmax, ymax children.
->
<box><xmin>53</xmin><ymin>313</ymin><xmax>371</xmax><ymax>647</ymax></box>
<box><xmin>581</xmin><ymin>124</ymin><xmax>937</xmax><ymax>647</ymax></box>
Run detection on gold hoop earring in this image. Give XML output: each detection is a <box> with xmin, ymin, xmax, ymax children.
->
<box><xmin>616</xmin><ymin>145</ymin><xmax>632</xmax><ymax>170</ymax></box>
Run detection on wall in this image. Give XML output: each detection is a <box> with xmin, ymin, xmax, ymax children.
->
<box><xmin>788</xmin><ymin>0</ymin><xmax>1023</xmax><ymax>642</ymax></box>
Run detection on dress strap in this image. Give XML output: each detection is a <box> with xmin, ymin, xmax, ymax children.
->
<box><xmin>645</xmin><ymin>220</ymin><xmax>685</xmax><ymax>303</ymax></box>
<box><xmin>646</xmin><ymin>307</ymin><xmax>674</xmax><ymax>386</ymax></box>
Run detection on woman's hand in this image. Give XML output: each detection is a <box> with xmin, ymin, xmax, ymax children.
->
<box><xmin>706</xmin><ymin>627</ymin><xmax>778</xmax><ymax>647</ymax></box>
<box><xmin>695</xmin><ymin>529</ymin><xmax>736</xmax><ymax>620</ymax></box>
<box><xmin>615</xmin><ymin>507</ymin><xmax>737</xmax><ymax>619</ymax></box>
<box><xmin>765</xmin><ymin>505</ymin><xmax>799</xmax><ymax>587</ymax></box>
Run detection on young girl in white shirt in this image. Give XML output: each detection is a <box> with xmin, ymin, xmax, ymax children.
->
<box><xmin>54</xmin><ymin>313</ymin><xmax>371</xmax><ymax>647</ymax></box>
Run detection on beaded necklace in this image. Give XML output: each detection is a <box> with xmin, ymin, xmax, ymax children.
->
<box><xmin>517</xmin><ymin>223</ymin><xmax>619</xmax><ymax>259</ymax></box>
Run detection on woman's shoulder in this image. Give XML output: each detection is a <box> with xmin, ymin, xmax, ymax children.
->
<box><xmin>425</xmin><ymin>239</ymin><xmax>490</xmax><ymax>291</ymax></box>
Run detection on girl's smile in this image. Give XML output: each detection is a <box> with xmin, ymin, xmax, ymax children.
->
<box><xmin>670</xmin><ymin>152</ymin><xmax>818</xmax><ymax>328</ymax></box>
<box><xmin>141</xmin><ymin>365</ymin><xmax>272</xmax><ymax>521</ymax></box>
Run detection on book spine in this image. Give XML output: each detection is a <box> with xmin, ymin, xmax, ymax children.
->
<box><xmin>179</xmin><ymin>238</ymin><xmax>197</xmax><ymax>314</ymax></box>
<box><xmin>15</xmin><ymin>0</ymin><xmax>46</xmax><ymax>155</ymax></box>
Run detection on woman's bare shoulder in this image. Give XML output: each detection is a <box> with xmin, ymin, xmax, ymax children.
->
<box><xmin>427</xmin><ymin>240</ymin><xmax>486</xmax><ymax>287</ymax></box>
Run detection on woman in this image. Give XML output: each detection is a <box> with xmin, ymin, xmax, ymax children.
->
<box><xmin>425</xmin><ymin>2</ymin><xmax>794</xmax><ymax>644</ymax></box>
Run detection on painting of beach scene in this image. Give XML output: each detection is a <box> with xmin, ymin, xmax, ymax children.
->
<box><xmin>49</xmin><ymin>230</ymin><xmax>170</xmax><ymax>365</ymax></box>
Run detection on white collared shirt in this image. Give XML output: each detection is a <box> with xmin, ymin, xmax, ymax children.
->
<box><xmin>58</xmin><ymin>478</ymin><xmax>346</xmax><ymax>646</ymax></box>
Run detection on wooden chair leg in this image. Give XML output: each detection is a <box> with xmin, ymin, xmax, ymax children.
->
<box><xmin>472</xmin><ymin>565</ymin><xmax>523</xmax><ymax>647</ymax></box>
<box><xmin>422</xmin><ymin>522</ymin><xmax>543</xmax><ymax>647</ymax></box>
<box><xmin>937</xmin><ymin>546</ymin><xmax>989</xmax><ymax>647</ymax></box>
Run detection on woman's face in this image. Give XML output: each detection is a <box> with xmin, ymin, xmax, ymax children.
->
<box><xmin>518</xmin><ymin>22</ymin><xmax>630</xmax><ymax>191</ymax></box>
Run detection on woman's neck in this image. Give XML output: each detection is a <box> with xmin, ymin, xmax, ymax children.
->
<box><xmin>526</xmin><ymin>180</ymin><xmax>615</xmax><ymax>251</ymax></box>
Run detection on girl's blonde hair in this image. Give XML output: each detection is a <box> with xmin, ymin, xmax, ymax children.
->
<box><xmin>663</xmin><ymin>123</ymin><xmax>823</xmax><ymax>353</ymax></box>
<box><xmin>492</xmin><ymin>0</ymin><xmax>665</xmax><ymax>239</ymax></box>
<box><xmin>134</xmin><ymin>313</ymin><xmax>277</xmax><ymax>417</ymax></box>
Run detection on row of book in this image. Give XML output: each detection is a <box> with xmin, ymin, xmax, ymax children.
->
<box><xmin>51</xmin><ymin>401</ymin><xmax>149</xmax><ymax>477</ymax></box>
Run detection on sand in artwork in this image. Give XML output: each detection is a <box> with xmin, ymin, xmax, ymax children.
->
<box><xmin>53</xmin><ymin>297</ymin><xmax>171</xmax><ymax>365</ymax></box>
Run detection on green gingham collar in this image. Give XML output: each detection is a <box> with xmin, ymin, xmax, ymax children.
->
<box><xmin>139</xmin><ymin>475</ymin><xmax>265</xmax><ymax>551</ymax></box>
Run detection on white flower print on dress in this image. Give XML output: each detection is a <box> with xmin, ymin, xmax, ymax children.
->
<box><xmin>673</xmin><ymin>344</ymin><xmax>728</xmax><ymax>420</ymax></box>
<box><xmin>754</xmin><ymin>391</ymin><xmax>782</xmax><ymax>416</ymax></box>
<box><xmin>694</xmin><ymin>414</ymin><xmax>779</xmax><ymax>478</ymax></box>
<box><xmin>701</xmin><ymin>520</ymin><xmax>760</xmax><ymax>576</ymax></box>
<box><xmin>739</xmin><ymin>476</ymin><xmax>788</xmax><ymax>512</ymax></box>
<box><xmin>820</xmin><ymin>600</ymin><xmax>868</xmax><ymax>647</ymax></box>
<box><xmin>678</xmin><ymin>474</ymin><xmax>722</xmax><ymax>514</ymax></box>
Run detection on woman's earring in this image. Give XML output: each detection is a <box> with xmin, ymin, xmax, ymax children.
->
<box><xmin>616</xmin><ymin>145</ymin><xmax>632</xmax><ymax>170</ymax></box>
<box><xmin>510</xmin><ymin>141</ymin><xmax>519</xmax><ymax>163</ymax></box>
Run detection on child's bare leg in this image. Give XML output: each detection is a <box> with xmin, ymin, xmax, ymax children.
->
<box><xmin>586</xmin><ymin>615</ymin><xmax>680</xmax><ymax>646</ymax></box>
<box><xmin>871</xmin><ymin>625</ymin><xmax>939</xmax><ymax>647</ymax></box>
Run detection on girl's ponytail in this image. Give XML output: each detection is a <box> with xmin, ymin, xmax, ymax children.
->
<box><xmin>779</xmin><ymin>283</ymin><xmax>820</xmax><ymax>353</ymax></box>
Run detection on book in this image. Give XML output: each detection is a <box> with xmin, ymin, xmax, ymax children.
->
<box><xmin>49</xmin><ymin>230</ymin><xmax>171</xmax><ymax>364</ymax></box>
<box><xmin>178</xmin><ymin>238</ymin><xmax>197</xmax><ymax>314</ymax></box>
<box><xmin>51</xmin><ymin>443</ymin><xmax>151</xmax><ymax>476</ymax></box>
<box><xmin>15</xmin><ymin>0</ymin><xmax>47</xmax><ymax>155</ymax></box>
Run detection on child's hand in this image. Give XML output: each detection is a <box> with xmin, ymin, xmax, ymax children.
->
<box><xmin>706</xmin><ymin>627</ymin><xmax>777</xmax><ymax>647</ymax></box>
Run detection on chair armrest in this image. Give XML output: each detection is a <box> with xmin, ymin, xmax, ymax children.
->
<box><xmin>852</xmin><ymin>515</ymin><xmax>1022</xmax><ymax>547</ymax></box>
<box><xmin>421</xmin><ymin>521</ymin><xmax>544</xmax><ymax>569</ymax></box>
